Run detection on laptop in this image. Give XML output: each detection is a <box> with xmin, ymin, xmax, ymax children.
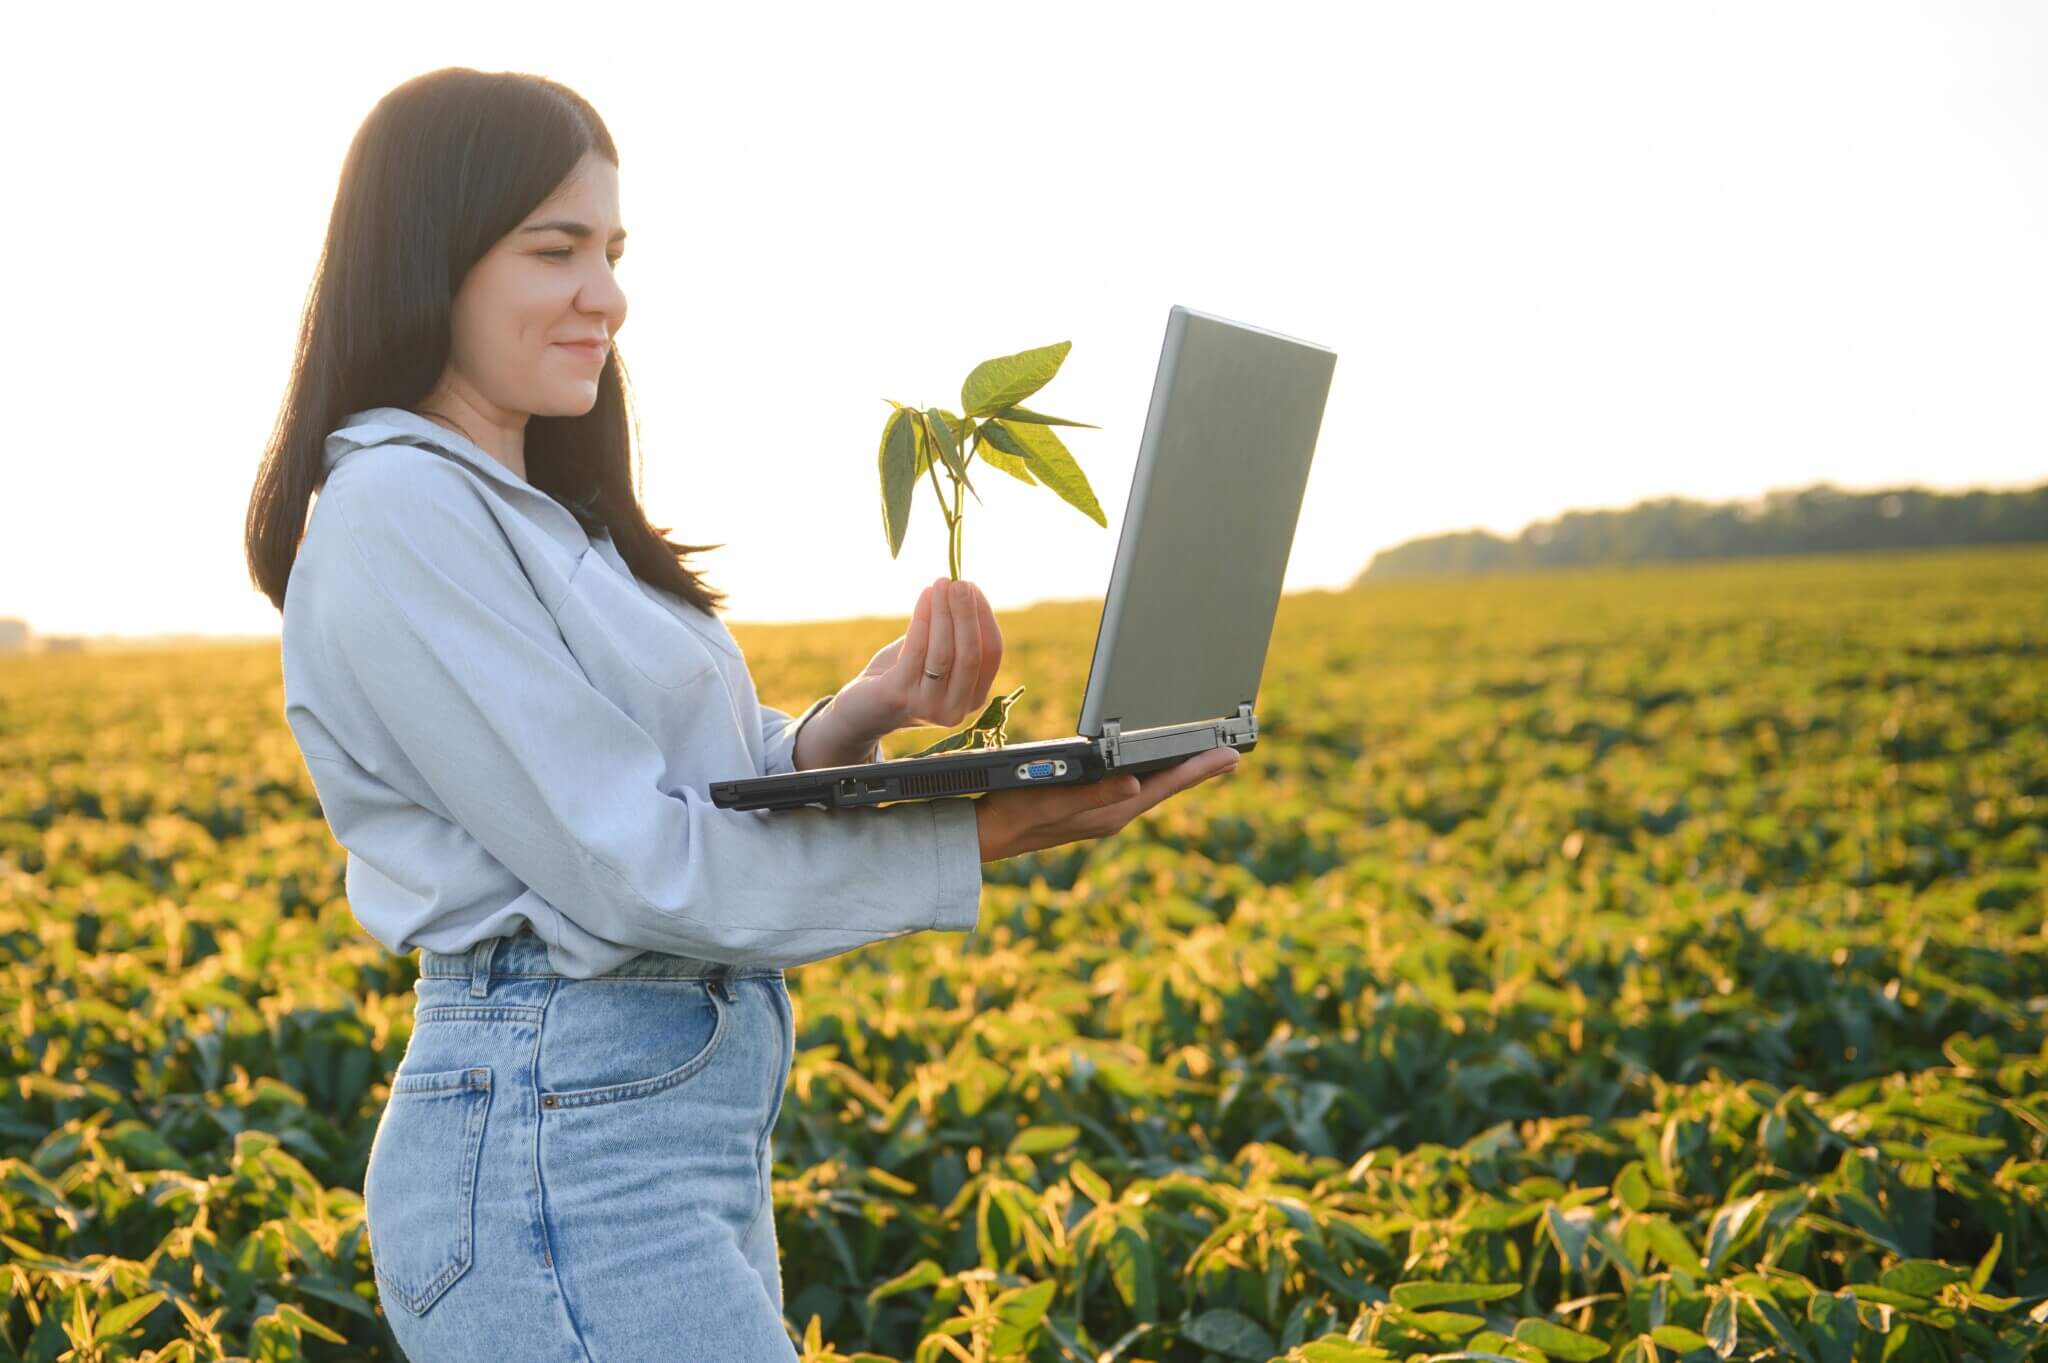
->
<box><xmin>709</xmin><ymin>304</ymin><xmax>1337</xmax><ymax>813</ymax></box>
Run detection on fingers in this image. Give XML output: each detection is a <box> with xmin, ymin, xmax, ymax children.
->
<box><xmin>1030</xmin><ymin>775</ymin><xmax>1138</xmax><ymax>846</ymax></box>
<box><xmin>1152</xmin><ymin>746</ymin><xmax>1240</xmax><ymax>798</ymax></box>
<box><xmin>898</xmin><ymin>579</ymin><xmax>935</xmax><ymax>685</ymax></box>
<box><xmin>1041</xmin><ymin>772</ymin><xmax>1138</xmax><ymax>830</ymax></box>
<box><xmin>946</xmin><ymin>580</ymin><xmax>980</xmax><ymax>717</ymax></box>
<box><xmin>914</xmin><ymin>579</ymin><xmax>993</xmax><ymax>724</ymax></box>
<box><xmin>1003</xmin><ymin>748</ymin><xmax>1241</xmax><ymax>858</ymax></box>
<box><xmin>970</xmin><ymin>585</ymin><xmax>1002</xmax><ymax>703</ymax></box>
<box><xmin>922</xmin><ymin>576</ymin><xmax>954</xmax><ymax>693</ymax></box>
<box><xmin>1116</xmin><ymin>748</ymin><xmax>1240</xmax><ymax>812</ymax></box>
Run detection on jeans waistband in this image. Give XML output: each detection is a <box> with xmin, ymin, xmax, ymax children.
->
<box><xmin>417</xmin><ymin>926</ymin><xmax>785</xmax><ymax>988</ymax></box>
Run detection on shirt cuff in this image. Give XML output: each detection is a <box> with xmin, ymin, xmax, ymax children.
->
<box><xmin>789</xmin><ymin>694</ymin><xmax>834</xmax><ymax>745</ymax></box>
<box><xmin>789</xmin><ymin>694</ymin><xmax>881</xmax><ymax>770</ymax></box>
<box><xmin>928</xmin><ymin>796</ymin><xmax>984</xmax><ymax>933</ymax></box>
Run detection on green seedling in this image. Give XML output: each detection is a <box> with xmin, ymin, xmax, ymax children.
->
<box><xmin>876</xmin><ymin>341</ymin><xmax>1106</xmax><ymax>756</ymax></box>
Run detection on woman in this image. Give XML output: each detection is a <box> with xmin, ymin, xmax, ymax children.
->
<box><xmin>243</xmin><ymin>67</ymin><xmax>1239</xmax><ymax>1362</ymax></box>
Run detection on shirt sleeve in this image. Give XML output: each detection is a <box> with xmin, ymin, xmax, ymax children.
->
<box><xmin>309</xmin><ymin>462</ymin><xmax>982</xmax><ymax>969</ymax></box>
<box><xmin>759</xmin><ymin>694</ymin><xmax>879</xmax><ymax>776</ymax></box>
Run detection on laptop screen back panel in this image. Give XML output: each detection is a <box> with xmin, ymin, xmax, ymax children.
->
<box><xmin>1077</xmin><ymin>306</ymin><xmax>1338</xmax><ymax>738</ymax></box>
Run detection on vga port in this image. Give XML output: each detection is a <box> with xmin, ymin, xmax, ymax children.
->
<box><xmin>1014</xmin><ymin>758</ymin><xmax>1066</xmax><ymax>781</ymax></box>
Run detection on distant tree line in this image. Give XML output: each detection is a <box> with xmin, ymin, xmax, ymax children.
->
<box><xmin>1356</xmin><ymin>482</ymin><xmax>2048</xmax><ymax>582</ymax></box>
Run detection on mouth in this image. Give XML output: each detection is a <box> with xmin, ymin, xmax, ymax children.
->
<box><xmin>554</xmin><ymin>341</ymin><xmax>609</xmax><ymax>362</ymax></box>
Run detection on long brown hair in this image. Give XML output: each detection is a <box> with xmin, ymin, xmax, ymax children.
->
<box><xmin>244</xmin><ymin>67</ymin><xmax>725</xmax><ymax>614</ymax></box>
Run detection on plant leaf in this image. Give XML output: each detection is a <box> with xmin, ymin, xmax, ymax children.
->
<box><xmin>921</xmin><ymin>408</ymin><xmax>980</xmax><ymax>504</ymax></box>
<box><xmin>1652</xmin><ymin>1325</ymin><xmax>1711</xmax><ymax>1351</ymax></box>
<box><xmin>1703</xmin><ymin>1289</ymin><xmax>1739</xmax><ymax>1357</ymax></box>
<box><xmin>271</xmin><ymin>1303</ymin><xmax>347</xmax><ymax>1344</ymax></box>
<box><xmin>992</xmin><ymin>403</ymin><xmax>1100</xmax><ymax>429</ymax></box>
<box><xmin>1615</xmin><ymin>1162</ymin><xmax>1651</xmax><ymax>1212</ymax></box>
<box><xmin>1069</xmin><ymin>1159</ymin><xmax>1113</xmax><ymax>1207</ymax></box>
<box><xmin>1183</xmin><ymin>1308</ymin><xmax>1275</xmax><ymax>1361</ymax></box>
<box><xmin>904</xmin><ymin>685</ymin><xmax>1026</xmax><ymax>758</ymax></box>
<box><xmin>961</xmin><ymin>340</ymin><xmax>1070</xmax><ymax>416</ymax></box>
<box><xmin>989</xmin><ymin>1279</ymin><xmax>1057</xmax><ymax>1356</ymax></box>
<box><xmin>938</xmin><ymin>408</ymin><xmax>976</xmax><ymax>460</ymax></box>
<box><xmin>93</xmin><ymin>1292</ymin><xmax>164</xmax><ymax>1342</ymax></box>
<box><xmin>1009</xmin><ymin>1123</ymin><xmax>1080</xmax><ymax>1154</ymax></box>
<box><xmin>1703</xmin><ymin>1192</ymin><xmax>1766</xmax><ymax>1276</ymax></box>
<box><xmin>1544</xmin><ymin>1203</ymin><xmax>1595</xmax><ymax>1282</ymax></box>
<box><xmin>1805</xmin><ymin>1290</ymin><xmax>1857</xmax><ymax>1363</ymax></box>
<box><xmin>925</xmin><ymin>406</ymin><xmax>963</xmax><ymax>468</ymax></box>
<box><xmin>1104</xmin><ymin>1224</ymin><xmax>1156</xmax><ymax>1320</ymax></box>
<box><xmin>910</xmin><ymin>409</ymin><xmax>932</xmax><ymax>480</ymax></box>
<box><xmin>1393</xmin><ymin>1308</ymin><xmax>1483</xmax><ymax>1340</ymax></box>
<box><xmin>867</xmin><ymin>1257</ymin><xmax>944</xmax><ymax>1303</ymax></box>
<box><xmin>878</xmin><ymin>406</ymin><xmax>918</xmax><ymax>557</ymax></box>
<box><xmin>1738</xmin><ymin>1291</ymin><xmax>1817</xmax><ymax>1363</ymax></box>
<box><xmin>984</xmin><ymin>419</ymin><xmax>1105</xmax><ymax>526</ymax></box>
<box><xmin>1877</xmin><ymin>1259</ymin><xmax>1966</xmax><ymax>1296</ymax></box>
<box><xmin>972</xmin><ymin>423</ymin><xmax>1038</xmax><ymax>485</ymax></box>
<box><xmin>1512</xmin><ymin>1318</ymin><xmax>1609</xmax><ymax>1360</ymax></box>
<box><xmin>1391</xmin><ymin>1281</ymin><xmax>1519</xmax><ymax>1308</ymax></box>
<box><xmin>1970</xmin><ymin>1232</ymin><xmax>2003</xmax><ymax>1293</ymax></box>
<box><xmin>1639</xmin><ymin>1214</ymin><xmax>1702</xmax><ymax>1276</ymax></box>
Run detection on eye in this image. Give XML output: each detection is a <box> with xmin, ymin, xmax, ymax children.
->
<box><xmin>538</xmin><ymin>248</ymin><xmax>624</xmax><ymax>269</ymax></box>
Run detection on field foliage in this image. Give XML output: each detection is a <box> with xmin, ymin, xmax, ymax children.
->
<box><xmin>2</xmin><ymin>548</ymin><xmax>2045</xmax><ymax>1362</ymax></box>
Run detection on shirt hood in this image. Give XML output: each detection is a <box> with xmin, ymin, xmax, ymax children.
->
<box><xmin>323</xmin><ymin>406</ymin><xmax>600</xmax><ymax>518</ymax></box>
<box><xmin>324</xmin><ymin>407</ymin><xmax>531</xmax><ymax>492</ymax></box>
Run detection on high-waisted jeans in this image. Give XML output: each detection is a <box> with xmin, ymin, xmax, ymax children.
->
<box><xmin>364</xmin><ymin>927</ymin><xmax>800</xmax><ymax>1361</ymax></box>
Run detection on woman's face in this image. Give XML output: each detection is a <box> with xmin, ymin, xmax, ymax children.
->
<box><xmin>442</xmin><ymin>150</ymin><xmax>629</xmax><ymax>421</ymax></box>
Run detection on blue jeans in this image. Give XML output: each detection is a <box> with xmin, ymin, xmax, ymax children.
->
<box><xmin>364</xmin><ymin>927</ymin><xmax>800</xmax><ymax>1361</ymax></box>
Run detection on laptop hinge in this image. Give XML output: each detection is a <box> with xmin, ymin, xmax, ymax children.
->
<box><xmin>1100</xmin><ymin>718</ymin><xmax>1122</xmax><ymax>766</ymax></box>
<box><xmin>1233</xmin><ymin>701</ymin><xmax>1258</xmax><ymax>743</ymax></box>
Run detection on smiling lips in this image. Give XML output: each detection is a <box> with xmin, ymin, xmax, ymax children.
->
<box><xmin>554</xmin><ymin>339</ymin><xmax>609</xmax><ymax>363</ymax></box>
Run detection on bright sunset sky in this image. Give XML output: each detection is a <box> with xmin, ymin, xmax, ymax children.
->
<box><xmin>4</xmin><ymin>1</ymin><xmax>2043</xmax><ymax>639</ymax></box>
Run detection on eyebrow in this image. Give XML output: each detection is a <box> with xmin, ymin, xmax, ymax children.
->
<box><xmin>518</xmin><ymin>220</ymin><xmax>628</xmax><ymax>244</ymax></box>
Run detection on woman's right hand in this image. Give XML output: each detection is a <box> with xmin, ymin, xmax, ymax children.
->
<box><xmin>972</xmin><ymin>745</ymin><xmax>1241</xmax><ymax>862</ymax></box>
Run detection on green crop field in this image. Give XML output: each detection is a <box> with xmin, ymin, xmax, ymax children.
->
<box><xmin>2</xmin><ymin>547</ymin><xmax>2045</xmax><ymax>1363</ymax></box>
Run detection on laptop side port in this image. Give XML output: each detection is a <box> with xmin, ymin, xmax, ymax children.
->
<box><xmin>864</xmin><ymin>778</ymin><xmax>887</xmax><ymax>793</ymax></box>
<box><xmin>1014</xmin><ymin>758</ymin><xmax>1067</xmax><ymax>781</ymax></box>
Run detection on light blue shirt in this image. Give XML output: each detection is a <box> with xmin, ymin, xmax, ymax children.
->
<box><xmin>279</xmin><ymin>407</ymin><xmax>983</xmax><ymax>977</ymax></box>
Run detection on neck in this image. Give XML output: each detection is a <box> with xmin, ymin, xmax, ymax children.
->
<box><xmin>414</xmin><ymin>389</ymin><xmax>528</xmax><ymax>482</ymax></box>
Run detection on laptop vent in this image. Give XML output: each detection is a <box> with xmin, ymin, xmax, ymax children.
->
<box><xmin>902</xmin><ymin>766</ymin><xmax>990</xmax><ymax>797</ymax></box>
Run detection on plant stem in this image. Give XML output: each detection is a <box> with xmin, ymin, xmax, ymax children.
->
<box><xmin>950</xmin><ymin>474</ymin><xmax>964</xmax><ymax>578</ymax></box>
<box><xmin>921</xmin><ymin>417</ymin><xmax>962</xmax><ymax>579</ymax></box>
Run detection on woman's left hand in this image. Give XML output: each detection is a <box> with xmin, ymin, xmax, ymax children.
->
<box><xmin>828</xmin><ymin>577</ymin><xmax>1005</xmax><ymax>743</ymax></box>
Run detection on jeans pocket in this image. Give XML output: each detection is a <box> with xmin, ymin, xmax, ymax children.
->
<box><xmin>538</xmin><ymin>980</ymin><xmax>729</xmax><ymax>1110</ymax></box>
<box><xmin>364</xmin><ymin>1065</ymin><xmax>493</xmax><ymax>1316</ymax></box>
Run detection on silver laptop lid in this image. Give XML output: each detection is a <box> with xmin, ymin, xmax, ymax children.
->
<box><xmin>1076</xmin><ymin>305</ymin><xmax>1337</xmax><ymax>739</ymax></box>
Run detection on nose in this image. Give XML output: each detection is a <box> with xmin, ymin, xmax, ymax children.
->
<box><xmin>579</xmin><ymin>262</ymin><xmax>627</xmax><ymax>335</ymax></box>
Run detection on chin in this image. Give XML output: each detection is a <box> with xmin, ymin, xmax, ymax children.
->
<box><xmin>532</xmin><ymin>386</ymin><xmax>603</xmax><ymax>419</ymax></box>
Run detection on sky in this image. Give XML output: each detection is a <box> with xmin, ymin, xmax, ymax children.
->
<box><xmin>2</xmin><ymin>1</ymin><xmax>2042</xmax><ymax>638</ymax></box>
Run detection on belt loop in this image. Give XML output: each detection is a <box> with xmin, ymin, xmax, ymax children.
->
<box><xmin>469</xmin><ymin>936</ymin><xmax>500</xmax><ymax>998</ymax></box>
<box><xmin>709</xmin><ymin>964</ymin><xmax>736</xmax><ymax>1004</ymax></box>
